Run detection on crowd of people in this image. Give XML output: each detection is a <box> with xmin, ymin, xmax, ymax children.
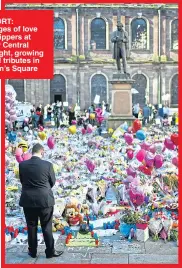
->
<box><xmin>132</xmin><ymin>103</ymin><xmax>175</xmax><ymax>126</ymax></box>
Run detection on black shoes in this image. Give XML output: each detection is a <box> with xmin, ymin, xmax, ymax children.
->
<box><xmin>28</xmin><ymin>252</ymin><xmax>37</xmax><ymax>258</ymax></box>
<box><xmin>46</xmin><ymin>250</ymin><xmax>64</xmax><ymax>259</ymax></box>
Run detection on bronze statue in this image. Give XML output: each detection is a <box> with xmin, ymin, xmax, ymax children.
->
<box><xmin>111</xmin><ymin>22</ymin><xmax>129</xmax><ymax>74</ymax></box>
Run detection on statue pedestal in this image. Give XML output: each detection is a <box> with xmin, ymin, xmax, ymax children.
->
<box><xmin>107</xmin><ymin>73</ymin><xmax>135</xmax><ymax>129</ymax></box>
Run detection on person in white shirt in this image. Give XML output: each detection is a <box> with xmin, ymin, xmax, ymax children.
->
<box><xmin>163</xmin><ymin>104</ymin><xmax>170</xmax><ymax>119</ymax></box>
<box><xmin>133</xmin><ymin>103</ymin><xmax>140</xmax><ymax>118</ymax></box>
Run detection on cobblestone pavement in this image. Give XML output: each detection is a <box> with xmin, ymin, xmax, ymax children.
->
<box><xmin>6</xmin><ymin>234</ymin><xmax>178</xmax><ymax>264</ymax></box>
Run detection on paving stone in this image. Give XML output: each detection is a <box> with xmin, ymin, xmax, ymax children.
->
<box><xmin>129</xmin><ymin>254</ymin><xmax>178</xmax><ymax>264</ymax></box>
<box><xmin>35</xmin><ymin>252</ymin><xmax>91</xmax><ymax>264</ymax></box>
<box><xmin>91</xmin><ymin>253</ymin><xmax>128</xmax><ymax>264</ymax></box>
<box><xmin>6</xmin><ymin>245</ymin><xmax>25</xmax><ymax>253</ymax></box>
<box><xmin>112</xmin><ymin>241</ymin><xmax>145</xmax><ymax>254</ymax></box>
<box><xmin>145</xmin><ymin>239</ymin><xmax>178</xmax><ymax>255</ymax></box>
<box><xmin>6</xmin><ymin>253</ymin><xmax>38</xmax><ymax>264</ymax></box>
<box><xmin>65</xmin><ymin>246</ymin><xmax>111</xmax><ymax>254</ymax></box>
<box><xmin>23</xmin><ymin>244</ymin><xmax>65</xmax><ymax>253</ymax></box>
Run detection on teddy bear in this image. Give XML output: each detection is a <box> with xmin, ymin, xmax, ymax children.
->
<box><xmin>65</xmin><ymin>204</ymin><xmax>83</xmax><ymax>226</ymax></box>
<box><xmin>52</xmin><ymin>218</ymin><xmax>69</xmax><ymax>232</ymax></box>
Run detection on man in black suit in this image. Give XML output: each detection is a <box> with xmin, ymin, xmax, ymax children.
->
<box><xmin>19</xmin><ymin>143</ymin><xmax>63</xmax><ymax>259</ymax></box>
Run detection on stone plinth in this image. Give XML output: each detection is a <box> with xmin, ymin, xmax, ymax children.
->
<box><xmin>107</xmin><ymin>73</ymin><xmax>135</xmax><ymax>129</ymax></box>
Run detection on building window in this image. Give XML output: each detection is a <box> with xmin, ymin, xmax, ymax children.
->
<box><xmin>91</xmin><ymin>74</ymin><xmax>107</xmax><ymax>103</ymax></box>
<box><xmin>171</xmin><ymin>74</ymin><xmax>178</xmax><ymax>105</ymax></box>
<box><xmin>54</xmin><ymin>18</ymin><xmax>65</xmax><ymax>49</ymax></box>
<box><xmin>132</xmin><ymin>74</ymin><xmax>147</xmax><ymax>107</ymax></box>
<box><xmin>171</xmin><ymin>19</ymin><xmax>178</xmax><ymax>50</ymax></box>
<box><xmin>131</xmin><ymin>18</ymin><xmax>147</xmax><ymax>50</ymax></box>
<box><xmin>91</xmin><ymin>18</ymin><xmax>106</xmax><ymax>49</ymax></box>
<box><xmin>50</xmin><ymin>74</ymin><xmax>66</xmax><ymax>104</ymax></box>
<box><xmin>8</xmin><ymin>79</ymin><xmax>25</xmax><ymax>102</ymax></box>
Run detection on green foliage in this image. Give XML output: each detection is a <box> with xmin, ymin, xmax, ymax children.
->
<box><xmin>122</xmin><ymin>211</ymin><xmax>141</xmax><ymax>224</ymax></box>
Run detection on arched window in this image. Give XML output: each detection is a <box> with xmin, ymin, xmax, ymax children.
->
<box><xmin>54</xmin><ymin>18</ymin><xmax>65</xmax><ymax>49</ymax></box>
<box><xmin>132</xmin><ymin>74</ymin><xmax>147</xmax><ymax>107</ymax></box>
<box><xmin>131</xmin><ymin>18</ymin><xmax>147</xmax><ymax>50</ymax></box>
<box><xmin>8</xmin><ymin>79</ymin><xmax>25</xmax><ymax>102</ymax></box>
<box><xmin>171</xmin><ymin>74</ymin><xmax>178</xmax><ymax>105</ymax></box>
<box><xmin>171</xmin><ymin>19</ymin><xmax>178</xmax><ymax>50</ymax></box>
<box><xmin>50</xmin><ymin>74</ymin><xmax>66</xmax><ymax>104</ymax></box>
<box><xmin>91</xmin><ymin>74</ymin><xmax>107</xmax><ymax>103</ymax></box>
<box><xmin>91</xmin><ymin>18</ymin><xmax>106</xmax><ymax>49</ymax></box>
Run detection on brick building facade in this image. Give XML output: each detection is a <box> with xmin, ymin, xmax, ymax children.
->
<box><xmin>6</xmin><ymin>4</ymin><xmax>178</xmax><ymax>109</ymax></box>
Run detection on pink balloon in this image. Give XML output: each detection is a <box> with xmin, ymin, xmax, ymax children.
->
<box><xmin>172</xmin><ymin>157</ymin><xmax>178</xmax><ymax>167</ymax></box>
<box><xmin>24</xmin><ymin>117</ymin><xmax>29</xmax><ymax>123</ymax></box>
<box><xmin>16</xmin><ymin>155</ymin><xmax>24</xmax><ymax>163</ymax></box>
<box><xmin>39</xmin><ymin>126</ymin><xmax>44</xmax><ymax>131</ymax></box>
<box><xmin>127</xmin><ymin>149</ymin><xmax>134</xmax><ymax>160</ymax></box>
<box><xmin>136</xmin><ymin>149</ymin><xmax>146</xmax><ymax>162</ymax></box>
<box><xmin>82</xmin><ymin>128</ymin><xmax>86</xmax><ymax>135</ymax></box>
<box><xmin>140</xmin><ymin>142</ymin><xmax>151</xmax><ymax>151</ymax></box>
<box><xmin>164</xmin><ymin>138</ymin><xmax>175</xmax><ymax>150</ymax></box>
<box><xmin>10</xmin><ymin>115</ymin><xmax>17</xmax><ymax>122</ymax></box>
<box><xmin>47</xmin><ymin>136</ymin><xmax>55</xmax><ymax>149</ymax></box>
<box><xmin>87</xmin><ymin>127</ymin><xmax>93</xmax><ymax>134</ymax></box>
<box><xmin>126</xmin><ymin>166</ymin><xmax>136</xmax><ymax>177</ymax></box>
<box><xmin>9</xmin><ymin>109</ymin><xmax>16</xmax><ymax>115</ymax></box>
<box><xmin>149</xmin><ymin>144</ymin><xmax>156</xmax><ymax>154</ymax></box>
<box><xmin>23</xmin><ymin>152</ymin><xmax>32</xmax><ymax>161</ymax></box>
<box><xmin>127</xmin><ymin>126</ymin><xmax>133</xmax><ymax>133</ymax></box>
<box><xmin>5</xmin><ymin>140</ymin><xmax>9</xmax><ymax>150</ymax></box>
<box><xmin>72</xmin><ymin>120</ymin><xmax>77</xmax><ymax>125</ymax></box>
<box><xmin>145</xmin><ymin>152</ymin><xmax>154</xmax><ymax>168</ymax></box>
<box><xmin>15</xmin><ymin>148</ymin><xmax>23</xmax><ymax>157</ymax></box>
<box><xmin>124</xmin><ymin>133</ymin><xmax>133</xmax><ymax>145</ymax></box>
<box><xmin>6</xmin><ymin>103</ymin><xmax>11</xmax><ymax>111</ymax></box>
<box><xmin>154</xmin><ymin>155</ymin><xmax>164</xmax><ymax>169</ymax></box>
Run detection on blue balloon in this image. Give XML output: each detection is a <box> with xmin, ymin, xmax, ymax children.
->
<box><xmin>8</xmin><ymin>132</ymin><xmax>17</xmax><ymax>142</ymax></box>
<box><xmin>136</xmin><ymin>130</ymin><xmax>146</xmax><ymax>141</ymax></box>
<box><xmin>34</xmin><ymin>131</ymin><xmax>38</xmax><ymax>137</ymax></box>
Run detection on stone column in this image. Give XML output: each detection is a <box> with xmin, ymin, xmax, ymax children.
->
<box><xmin>107</xmin><ymin>74</ymin><xmax>134</xmax><ymax>129</ymax></box>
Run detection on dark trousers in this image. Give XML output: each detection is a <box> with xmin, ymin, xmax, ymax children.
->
<box><xmin>23</xmin><ymin>207</ymin><xmax>54</xmax><ymax>256</ymax></box>
<box><xmin>142</xmin><ymin>117</ymin><xmax>149</xmax><ymax>126</ymax></box>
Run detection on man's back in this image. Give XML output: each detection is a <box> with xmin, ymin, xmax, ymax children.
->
<box><xmin>143</xmin><ymin>106</ymin><xmax>150</xmax><ymax>117</ymax></box>
<box><xmin>19</xmin><ymin>156</ymin><xmax>55</xmax><ymax>208</ymax></box>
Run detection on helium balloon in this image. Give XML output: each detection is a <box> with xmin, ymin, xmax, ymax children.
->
<box><xmin>39</xmin><ymin>126</ymin><xmax>44</xmax><ymax>131</ymax></box>
<box><xmin>81</xmin><ymin>128</ymin><xmax>86</xmax><ymax>135</ymax></box>
<box><xmin>149</xmin><ymin>144</ymin><xmax>156</xmax><ymax>154</ymax></box>
<box><xmin>172</xmin><ymin>157</ymin><xmax>178</xmax><ymax>167</ymax></box>
<box><xmin>18</xmin><ymin>140</ymin><xmax>28</xmax><ymax>152</ymax></box>
<box><xmin>16</xmin><ymin>155</ymin><xmax>24</xmax><ymax>163</ymax></box>
<box><xmin>8</xmin><ymin>132</ymin><xmax>17</xmax><ymax>142</ymax></box>
<box><xmin>145</xmin><ymin>152</ymin><xmax>154</xmax><ymax>168</ymax></box>
<box><xmin>47</xmin><ymin>136</ymin><xmax>55</xmax><ymax>149</ymax></box>
<box><xmin>38</xmin><ymin>131</ymin><xmax>46</xmax><ymax>140</ymax></box>
<box><xmin>171</xmin><ymin>133</ymin><xmax>178</xmax><ymax>146</ymax></box>
<box><xmin>68</xmin><ymin>125</ymin><xmax>77</xmax><ymax>135</ymax></box>
<box><xmin>71</xmin><ymin>120</ymin><xmax>77</xmax><ymax>125</ymax></box>
<box><xmin>23</xmin><ymin>152</ymin><xmax>32</xmax><ymax>161</ymax></box>
<box><xmin>138</xmin><ymin>165</ymin><xmax>152</xmax><ymax>176</ymax></box>
<box><xmin>24</xmin><ymin>117</ymin><xmax>29</xmax><ymax>123</ymax></box>
<box><xmin>164</xmin><ymin>138</ymin><xmax>175</xmax><ymax>150</ymax></box>
<box><xmin>136</xmin><ymin>149</ymin><xmax>146</xmax><ymax>162</ymax></box>
<box><xmin>136</xmin><ymin>130</ymin><xmax>146</xmax><ymax>141</ymax></box>
<box><xmin>127</xmin><ymin>149</ymin><xmax>134</xmax><ymax>160</ymax></box>
<box><xmin>127</xmin><ymin>126</ymin><xmax>133</xmax><ymax>133</ymax></box>
<box><xmin>90</xmin><ymin>113</ymin><xmax>95</xmax><ymax>120</ymax></box>
<box><xmin>132</xmin><ymin>119</ymin><xmax>142</xmax><ymax>132</ymax></box>
<box><xmin>34</xmin><ymin>131</ymin><xmax>38</xmax><ymax>137</ymax></box>
<box><xmin>10</xmin><ymin>115</ymin><xmax>17</xmax><ymax>122</ymax></box>
<box><xmin>124</xmin><ymin>133</ymin><xmax>133</xmax><ymax>145</ymax></box>
<box><xmin>126</xmin><ymin>166</ymin><xmax>136</xmax><ymax>177</ymax></box>
<box><xmin>15</xmin><ymin>148</ymin><xmax>23</xmax><ymax>157</ymax></box>
<box><xmin>9</xmin><ymin>109</ymin><xmax>16</xmax><ymax>115</ymax></box>
<box><xmin>154</xmin><ymin>155</ymin><xmax>164</xmax><ymax>169</ymax></box>
<box><xmin>24</xmin><ymin>126</ymin><xmax>29</xmax><ymax>132</ymax></box>
<box><xmin>87</xmin><ymin>125</ymin><xmax>93</xmax><ymax>134</ymax></box>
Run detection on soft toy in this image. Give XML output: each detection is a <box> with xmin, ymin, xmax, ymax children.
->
<box><xmin>52</xmin><ymin>218</ymin><xmax>69</xmax><ymax>231</ymax></box>
<box><xmin>54</xmin><ymin>200</ymin><xmax>66</xmax><ymax>218</ymax></box>
<box><xmin>81</xmin><ymin>203</ymin><xmax>90</xmax><ymax>215</ymax></box>
<box><xmin>18</xmin><ymin>140</ymin><xmax>28</xmax><ymax>152</ymax></box>
<box><xmin>65</xmin><ymin>204</ymin><xmax>83</xmax><ymax>226</ymax></box>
